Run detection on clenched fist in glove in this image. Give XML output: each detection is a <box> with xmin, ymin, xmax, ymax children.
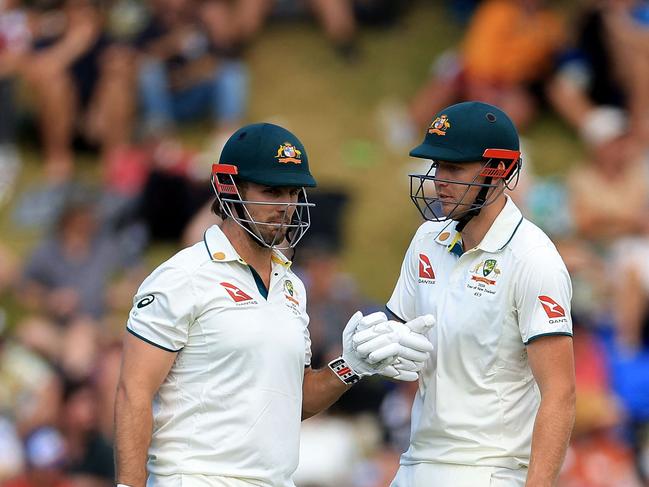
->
<box><xmin>353</xmin><ymin>314</ymin><xmax>435</xmax><ymax>381</ymax></box>
<box><xmin>328</xmin><ymin>311</ymin><xmax>434</xmax><ymax>385</ymax></box>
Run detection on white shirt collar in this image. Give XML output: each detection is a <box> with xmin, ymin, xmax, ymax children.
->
<box><xmin>202</xmin><ymin>225</ymin><xmax>292</xmax><ymax>267</ymax></box>
<box><xmin>433</xmin><ymin>195</ymin><xmax>523</xmax><ymax>255</ymax></box>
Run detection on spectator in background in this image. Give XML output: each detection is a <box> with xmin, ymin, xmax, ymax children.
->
<box><xmin>0</xmin><ymin>0</ymin><xmax>28</xmax><ymax>206</ymax></box>
<box><xmin>135</xmin><ymin>0</ymin><xmax>247</xmax><ymax>151</ymax></box>
<box><xmin>20</xmin><ymin>0</ymin><xmax>135</xmax><ymax>184</ymax></box>
<box><xmin>382</xmin><ymin>0</ymin><xmax>564</xmax><ymax>151</ymax></box>
<box><xmin>567</xmin><ymin>111</ymin><xmax>649</xmax><ymax>245</ymax></box>
<box><xmin>0</xmin><ymin>328</ymin><xmax>61</xmax><ymax>437</ymax></box>
<box><xmin>567</xmin><ymin>110</ymin><xmax>649</xmax><ymax>351</ymax></box>
<box><xmin>232</xmin><ymin>0</ymin><xmax>359</xmax><ymax>61</ymax></box>
<box><xmin>547</xmin><ymin>0</ymin><xmax>649</xmax><ymax>148</ymax></box>
<box><xmin>558</xmin><ymin>318</ymin><xmax>644</xmax><ymax>487</ymax></box>
<box><xmin>60</xmin><ymin>380</ymin><xmax>114</xmax><ymax>487</ymax></box>
<box><xmin>17</xmin><ymin>192</ymin><xmax>143</xmax><ymax>378</ymax></box>
<box><xmin>566</xmin><ymin>109</ymin><xmax>649</xmax><ymax>485</ymax></box>
<box><xmin>1</xmin><ymin>427</ymin><xmax>74</xmax><ymax>487</ymax></box>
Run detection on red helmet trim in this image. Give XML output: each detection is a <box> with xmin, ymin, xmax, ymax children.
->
<box><xmin>212</xmin><ymin>164</ymin><xmax>238</xmax><ymax>175</ymax></box>
<box><xmin>482</xmin><ymin>149</ymin><xmax>520</xmax><ymax>161</ymax></box>
<box><xmin>480</xmin><ymin>149</ymin><xmax>521</xmax><ymax>179</ymax></box>
<box><xmin>212</xmin><ymin>164</ymin><xmax>239</xmax><ymax>194</ymax></box>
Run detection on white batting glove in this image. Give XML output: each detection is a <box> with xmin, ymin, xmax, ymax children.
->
<box><xmin>329</xmin><ymin>311</ymin><xmax>393</xmax><ymax>385</ymax></box>
<box><xmin>353</xmin><ymin>315</ymin><xmax>435</xmax><ymax>382</ymax></box>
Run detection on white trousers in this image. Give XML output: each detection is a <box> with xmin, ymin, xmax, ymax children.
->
<box><xmin>147</xmin><ymin>474</ymin><xmax>274</xmax><ymax>487</ymax></box>
<box><xmin>390</xmin><ymin>463</ymin><xmax>527</xmax><ymax>487</ymax></box>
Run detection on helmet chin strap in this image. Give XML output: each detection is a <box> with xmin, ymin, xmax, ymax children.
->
<box><xmin>454</xmin><ymin>176</ymin><xmax>493</xmax><ymax>233</ymax></box>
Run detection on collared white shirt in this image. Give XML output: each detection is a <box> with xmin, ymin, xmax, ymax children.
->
<box><xmin>126</xmin><ymin>225</ymin><xmax>311</xmax><ymax>486</ymax></box>
<box><xmin>387</xmin><ymin>196</ymin><xmax>572</xmax><ymax>470</ymax></box>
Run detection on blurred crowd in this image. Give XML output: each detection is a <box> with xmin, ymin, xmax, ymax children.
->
<box><xmin>1</xmin><ymin>0</ymin><xmax>649</xmax><ymax>486</ymax></box>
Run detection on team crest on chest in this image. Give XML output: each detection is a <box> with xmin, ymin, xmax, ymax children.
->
<box><xmin>467</xmin><ymin>259</ymin><xmax>501</xmax><ymax>296</ymax></box>
<box><xmin>284</xmin><ymin>279</ymin><xmax>301</xmax><ymax>315</ymax></box>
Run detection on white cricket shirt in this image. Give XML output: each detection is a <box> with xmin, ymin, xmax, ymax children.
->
<box><xmin>126</xmin><ymin>225</ymin><xmax>312</xmax><ymax>486</ymax></box>
<box><xmin>387</xmin><ymin>196</ymin><xmax>572</xmax><ymax>470</ymax></box>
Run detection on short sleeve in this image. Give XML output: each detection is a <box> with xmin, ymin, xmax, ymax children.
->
<box><xmin>126</xmin><ymin>264</ymin><xmax>196</xmax><ymax>352</ymax></box>
<box><xmin>386</xmin><ymin>233</ymin><xmax>420</xmax><ymax>323</ymax></box>
<box><xmin>514</xmin><ymin>247</ymin><xmax>573</xmax><ymax>345</ymax></box>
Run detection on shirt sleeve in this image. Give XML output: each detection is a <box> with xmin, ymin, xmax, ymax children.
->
<box><xmin>386</xmin><ymin>231</ymin><xmax>420</xmax><ymax>323</ymax></box>
<box><xmin>126</xmin><ymin>263</ymin><xmax>196</xmax><ymax>352</ymax></box>
<box><xmin>514</xmin><ymin>246</ymin><xmax>573</xmax><ymax>345</ymax></box>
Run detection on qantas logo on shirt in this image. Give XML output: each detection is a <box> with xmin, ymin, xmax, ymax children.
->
<box><xmin>418</xmin><ymin>254</ymin><xmax>435</xmax><ymax>281</ymax></box>
<box><xmin>538</xmin><ymin>295</ymin><xmax>565</xmax><ymax>319</ymax></box>
<box><xmin>220</xmin><ymin>282</ymin><xmax>254</xmax><ymax>303</ymax></box>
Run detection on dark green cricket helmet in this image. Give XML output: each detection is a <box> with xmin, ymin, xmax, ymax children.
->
<box><xmin>409</xmin><ymin>101</ymin><xmax>522</xmax><ymax>229</ymax></box>
<box><xmin>215</xmin><ymin>122</ymin><xmax>316</xmax><ymax>188</ymax></box>
<box><xmin>210</xmin><ymin>123</ymin><xmax>316</xmax><ymax>249</ymax></box>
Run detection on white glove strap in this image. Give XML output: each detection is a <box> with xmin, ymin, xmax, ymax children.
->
<box><xmin>117</xmin><ymin>484</ymin><xmax>133</xmax><ymax>487</ymax></box>
<box><xmin>328</xmin><ymin>356</ymin><xmax>361</xmax><ymax>385</ymax></box>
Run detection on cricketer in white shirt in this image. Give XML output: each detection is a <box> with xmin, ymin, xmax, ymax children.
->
<box><xmin>126</xmin><ymin>225</ymin><xmax>311</xmax><ymax>486</ymax></box>
<box><xmin>115</xmin><ymin>122</ymin><xmax>436</xmax><ymax>487</ymax></box>
<box><xmin>387</xmin><ymin>195</ymin><xmax>573</xmax><ymax>486</ymax></box>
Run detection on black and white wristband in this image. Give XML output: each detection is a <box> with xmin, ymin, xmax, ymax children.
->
<box><xmin>328</xmin><ymin>357</ymin><xmax>361</xmax><ymax>385</ymax></box>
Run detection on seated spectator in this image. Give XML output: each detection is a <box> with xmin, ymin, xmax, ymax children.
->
<box><xmin>381</xmin><ymin>0</ymin><xmax>565</xmax><ymax>150</ymax></box>
<box><xmin>17</xmin><ymin>191</ymin><xmax>143</xmax><ymax>378</ymax></box>
<box><xmin>567</xmin><ymin>111</ymin><xmax>649</xmax><ymax>350</ymax></box>
<box><xmin>0</xmin><ymin>0</ymin><xmax>28</xmax><ymax>206</ymax></box>
<box><xmin>232</xmin><ymin>0</ymin><xmax>359</xmax><ymax>61</ymax></box>
<box><xmin>0</xmin><ymin>332</ymin><xmax>61</xmax><ymax>436</ymax></box>
<box><xmin>558</xmin><ymin>318</ymin><xmax>644</xmax><ymax>487</ymax></box>
<box><xmin>567</xmin><ymin>114</ymin><xmax>649</xmax><ymax>244</ymax></box>
<box><xmin>547</xmin><ymin>0</ymin><xmax>649</xmax><ymax>147</ymax></box>
<box><xmin>60</xmin><ymin>380</ymin><xmax>113</xmax><ymax>486</ymax></box>
<box><xmin>20</xmin><ymin>0</ymin><xmax>135</xmax><ymax>183</ymax></box>
<box><xmin>135</xmin><ymin>0</ymin><xmax>247</xmax><ymax>149</ymax></box>
<box><xmin>19</xmin><ymin>192</ymin><xmax>142</xmax><ymax>323</ymax></box>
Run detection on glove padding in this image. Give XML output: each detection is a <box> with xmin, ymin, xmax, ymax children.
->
<box><xmin>341</xmin><ymin>311</ymin><xmax>394</xmax><ymax>377</ymax></box>
<box><xmin>351</xmin><ymin>314</ymin><xmax>435</xmax><ymax>381</ymax></box>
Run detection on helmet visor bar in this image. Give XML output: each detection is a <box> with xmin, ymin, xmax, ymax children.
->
<box><xmin>211</xmin><ymin>172</ymin><xmax>314</xmax><ymax>249</ymax></box>
<box><xmin>409</xmin><ymin>158</ymin><xmax>510</xmax><ymax>222</ymax></box>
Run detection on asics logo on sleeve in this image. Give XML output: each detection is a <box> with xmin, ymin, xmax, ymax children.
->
<box><xmin>538</xmin><ymin>295</ymin><xmax>565</xmax><ymax>319</ymax></box>
<box><xmin>136</xmin><ymin>294</ymin><xmax>155</xmax><ymax>308</ymax></box>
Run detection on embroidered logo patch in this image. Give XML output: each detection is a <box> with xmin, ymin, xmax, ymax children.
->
<box><xmin>220</xmin><ymin>282</ymin><xmax>254</xmax><ymax>303</ymax></box>
<box><xmin>275</xmin><ymin>143</ymin><xmax>302</xmax><ymax>164</ymax></box>
<box><xmin>538</xmin><ymin>295</ymin><xmax>565</xmax><ymax>319</ymax></box>
<box><xmin>418</xmin><ymin>254</ymin><xmax>436</xmax><ymax>282</ymax></box>
<box><xmin>428</xmin><ymin>114</ymin><xmax>451</xmax><ymax>136</ymax></box>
